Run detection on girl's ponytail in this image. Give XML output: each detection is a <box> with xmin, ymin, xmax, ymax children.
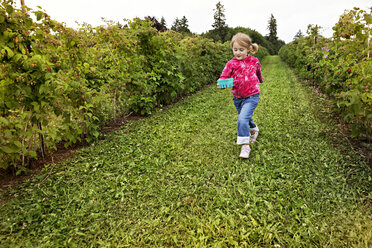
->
<box><xmin>250</xmin><ymin>43</ymin><xmax>259</xmax><ymax>54</ymax></box>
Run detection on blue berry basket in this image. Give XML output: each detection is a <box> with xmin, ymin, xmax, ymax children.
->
<box><xmin>217</xmin><ymin>78</ymin><xmax>234</xmax><ymax>89</ymax></box>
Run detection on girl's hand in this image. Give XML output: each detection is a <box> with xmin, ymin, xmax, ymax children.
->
<box><xmin>216</xmin><ymin>82</ymin><xmax>220</xmax><ymax>88</ymax></box>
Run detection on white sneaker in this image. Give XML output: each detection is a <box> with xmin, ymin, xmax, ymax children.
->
<box><xmin>239</xmin><ymin>145</ymin><xmax>251</xmax><ymax>159</ymax></box>
<box><xmin>250</xmin><ymin>126</ymin><xmax>259</xmax><ymax>143</ymax></box>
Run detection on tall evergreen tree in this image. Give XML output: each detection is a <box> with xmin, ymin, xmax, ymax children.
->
<box><xmin>212</xmin><ymin>1</ymin><xmax>228</xmax><ymax>42</ymax></box>
<box><xmin>160</xmin><ymin>17</ymin><xmax>167</xmax><ymax>29</ymax></box>
<box><xmin>171</xmin><ymin>18</ymin><xmax>181</xmax><ymax>31</ymax></box>
<box><xmin>267</xmin><ymin>14</ymin><xmax>278</xmax><ymax>43</ymax></box>
<box><xmin>265</xmin><ymin>14</ymin><xmax>285</xmax><ymax>54</ymax></box>
<box><xmin>171</xmin><ymin>16</ymin><xmax>191</xmax><ymax>34</ymax></box>
<box><xmin>145</xmin><ymin>16</ymin><xmax>167</xmax><ymax>32</ymax></box>
<box><xmin>179</xmin><ymin>16</ymin><xmax>191</xmax><ymax>33</ymax></box>
<box><xmin>293</xmin><ymin>29</ymin><xmax>303</xmax><ymax>40</ymax></box>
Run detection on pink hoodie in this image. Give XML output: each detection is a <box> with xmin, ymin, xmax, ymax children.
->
<box><xmin>220</xmin><ymin>55</ymin><xmax>264</xmax><ymax>98</ymax></box>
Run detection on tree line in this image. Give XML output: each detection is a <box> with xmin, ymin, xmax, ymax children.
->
<box><xmin>146</xmin><ymin>1</ymin><xmax>285</xmax><ymax>55</ymax></box>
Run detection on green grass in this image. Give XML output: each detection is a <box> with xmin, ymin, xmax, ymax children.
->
<box><xmin>1</xmin><ymin>56</ymin><xmax>371</xmax><ymax>247</ymax></box>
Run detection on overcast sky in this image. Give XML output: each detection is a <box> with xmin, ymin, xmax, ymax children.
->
<box><xmin>21</xmin><ymin>0</ymin><xmax>371</xmax><ymax>43</ymax></box>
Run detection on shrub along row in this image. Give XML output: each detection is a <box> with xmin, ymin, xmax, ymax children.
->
<box><xmin>0</xmin><ymin>2</ymin><xmax>236</xmax><ymax>170</ymax></box>
<box><xmin>279</xmin><ymin>7</ymin><xmax>371</xmax><ymax>137</ymax></box>
<box><xmin>0</xmin><ymin>2</ymin><xmax>269</xmax><ymax>170</ymax></box>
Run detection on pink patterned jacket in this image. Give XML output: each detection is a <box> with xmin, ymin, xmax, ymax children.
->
<box><xmin>220</xmin><ymin>55</ymin><xmax>264</xmax><ymax>98</ymax></box>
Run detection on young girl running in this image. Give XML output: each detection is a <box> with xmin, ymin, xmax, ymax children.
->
<box><xmin>218</xmin><ymin>33</ymin><xmax>264</xmax><ymax>159</ymax></box>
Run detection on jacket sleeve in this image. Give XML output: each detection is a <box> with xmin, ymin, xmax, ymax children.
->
<box><xmin>220</xmin><ymin>61</ymin><xmax>233</xmax><ymax>79</ymax></box>
<box><xmin>256</xmin><ymin>61</ymin><xmax>264</xmax><ymax>83</ymax></box>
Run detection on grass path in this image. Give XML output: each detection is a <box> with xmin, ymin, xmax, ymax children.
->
<box><xmin>1</xmin><ymin>56</ymin><xmax>371</xmax><ymax>247</ymax></box>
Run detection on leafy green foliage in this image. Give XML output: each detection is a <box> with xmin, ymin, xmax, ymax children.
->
<box><xmin>203</xmin><ymin>26</ymin><xmax>282</xmax><ymax>55</ymax></box>
<box><xmin>0</xmin><ymin>2</ymin><xmax>232</xmax><ymax>170</ymax></box>
<box><xmin>279</xmin><ymin>7</ymin><xmax>372</xmax><ymax>137</ymax></box>
<box><xmin>0</xmin><ymin>56</ymin><xmax>370</xmax><ymax>247</ymax></box>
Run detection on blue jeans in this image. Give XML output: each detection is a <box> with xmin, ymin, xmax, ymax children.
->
<box><xmin>233</xmin><ymin>94</ymin><xmax>260</xmax><ymax>144</ymax></box>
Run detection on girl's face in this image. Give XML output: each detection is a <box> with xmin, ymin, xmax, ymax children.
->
<box><xmin>232</xmin><ymin>42</ymin><xmax>249</xmax><ymax>60</ymax></box>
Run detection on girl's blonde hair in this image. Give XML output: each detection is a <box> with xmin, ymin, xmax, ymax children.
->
<box><xmin>230</xmin><ymin>33</ymin><xmax>259</xmax><ymax>54</ymax></box>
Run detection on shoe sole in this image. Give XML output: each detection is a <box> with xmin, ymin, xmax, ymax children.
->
<box><xmin>239</xmin><ymin>154</ymin><xmax>250</xmax><ymax>159</ymax></box>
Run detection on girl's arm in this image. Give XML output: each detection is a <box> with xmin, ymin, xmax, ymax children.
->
<box><xmin>220</xmin><ymin>61</ymin><xmax>234</xmax><ymax>79</ymax></box>
<box><xmin>256</xmin><ymin>62</ymin><xmax>264</xmax><ymax>83</ymax></box>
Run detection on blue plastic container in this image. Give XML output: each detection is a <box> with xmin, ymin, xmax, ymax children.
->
<box><xmin>217</xmin><ymin>78</ymin><xmax>234</xmax><ymax>89</ymax></box>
